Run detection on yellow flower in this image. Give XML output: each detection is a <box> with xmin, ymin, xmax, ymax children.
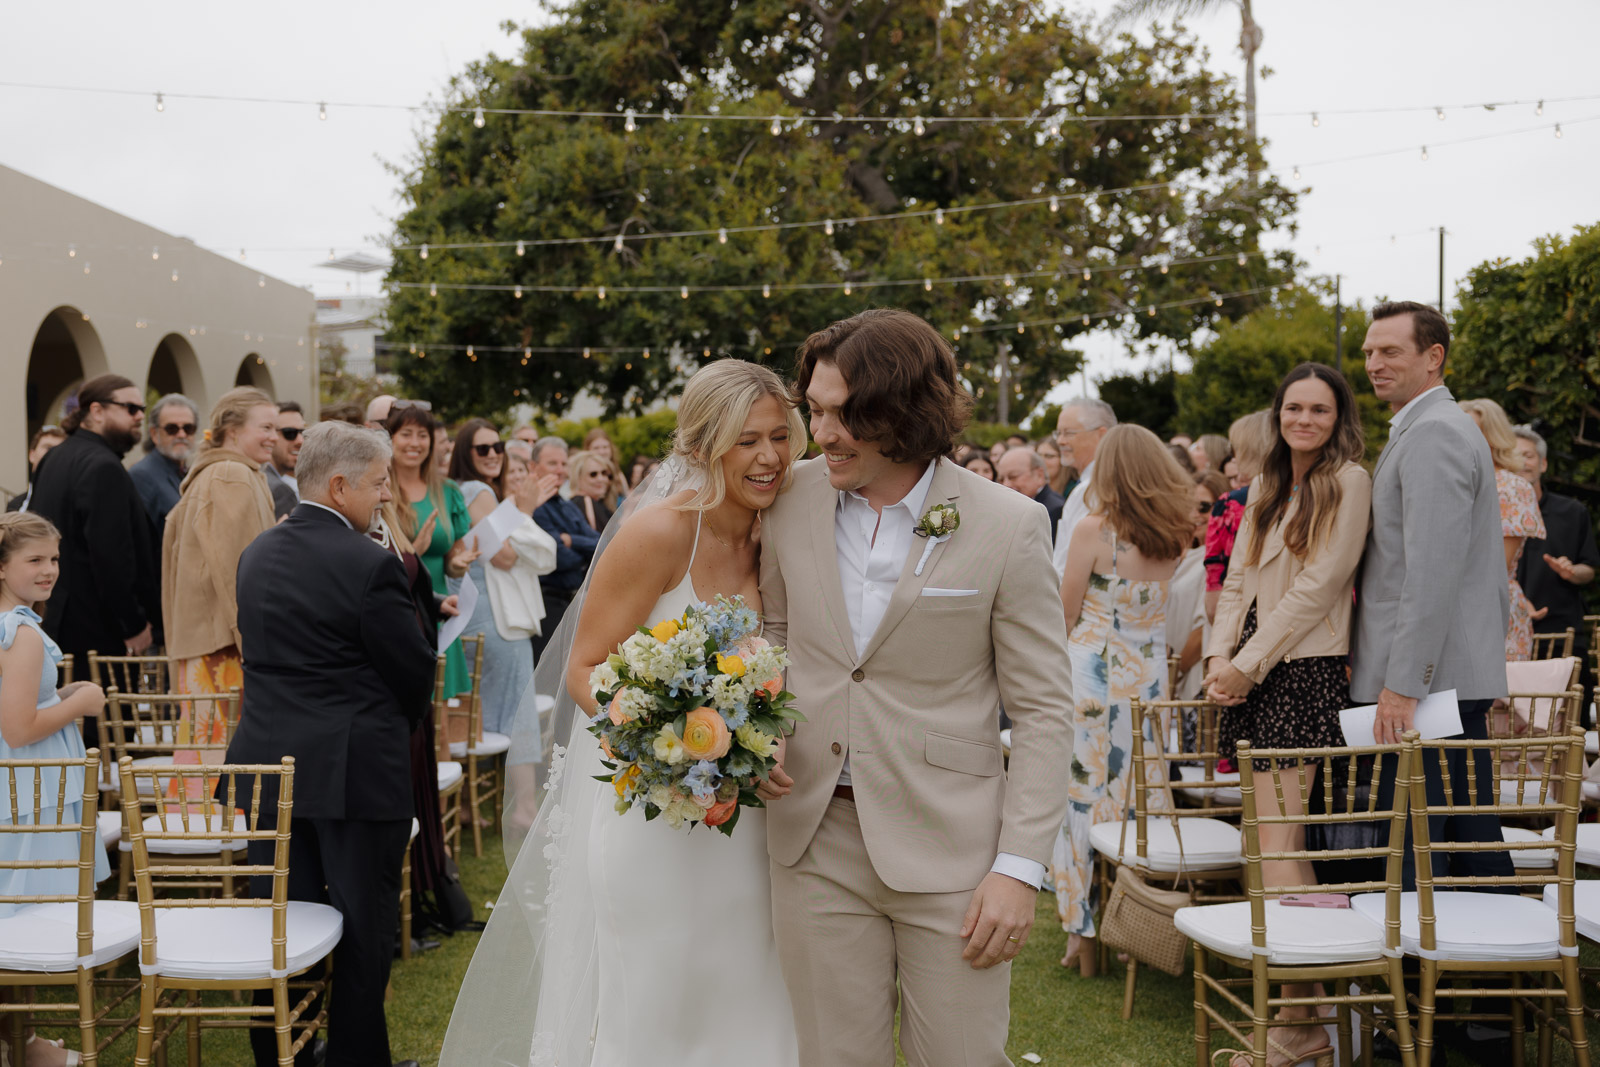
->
<box><xmin>716</xmin><ymin>653</ymin><xmax>746</xmax><ymax>678</ymax></box>
<box><xmin>650</xmin><ymin>618</ymin><xmax>682</xmax><ymax>642</ymax></box>
<box><xmin>612</xmin><ymin>763</ymin><xmax>642</xmax><ymax>798</ymax></box>
<box><xmin>735</xmin><ymin>724</ymin><xmax>779</xmax><ymax>759</ymax></box>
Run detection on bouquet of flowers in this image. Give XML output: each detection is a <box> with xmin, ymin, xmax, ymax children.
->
<box><xmin>588</xmin><ymin>595</ymin><xmax>803</xmax><ymax>834</ymax></box>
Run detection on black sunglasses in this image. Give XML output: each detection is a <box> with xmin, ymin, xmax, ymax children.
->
<box><xmin>161</xmin><ymin>422</ymin><xmax>198</xmax><ymax>436</ymax></box>
<box><xmin>392</xmin><ymin>399</ymin><xmax>432</xmax><ymax>412</ymax></box>
<box><xmin>472</xmin><ymin>441</ymin><xmax>506</xmax><ymax>457</ymax></box>
<box><xmin>279</xmin><ymin>427</ymin><xmax>303</xmax><ymax>441</ymax></box>
<box><xmin>103</xmin><ymin>400</ymin><xmax>145</xmax><ymax>416</ymax></box>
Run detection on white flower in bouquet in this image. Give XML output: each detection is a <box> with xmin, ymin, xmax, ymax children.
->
<box><xmin>588</xmin><ymin>659</ymin><xmax>621</xmax><ymax>696</ymax></box>
<box><xmin>735</xmin><ymin>724</ymin><xmax>780</xmax><ymax>759</ymax></box>
<box><xmin>653</xmin><ymin>726</ymin><xmax>689</xmax><ymax>764</ymax></box>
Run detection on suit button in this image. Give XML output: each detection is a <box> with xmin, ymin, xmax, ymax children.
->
<box><xmin>831</xmin><ymin>742</ymin><xmax>842</xmax><ymax>755</ymax></box>
<box><xmin>851</xmin><ymin>669</ymin><xmax>865</xmax><ymax>682</ymax></box>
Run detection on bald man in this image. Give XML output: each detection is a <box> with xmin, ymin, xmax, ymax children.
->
<box><xmin>996</xmin><ymin>446</ymin><xmax>1065</xmax><ymax>545</ymax></box>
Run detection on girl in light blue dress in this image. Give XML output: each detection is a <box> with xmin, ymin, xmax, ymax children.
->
<box><xmin>0</xmin><ymin>513</ymin><xmax>110</xmax><ymax>918</ymax></box>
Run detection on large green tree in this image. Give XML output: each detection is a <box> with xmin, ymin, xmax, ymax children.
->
<box><xmin>1449</xmin><ymin>223</ymin><xmax>1600</xmax><ymax>495</ymax></box>
<box><xmin>386</xmin><ymin>0</ymin><xmax>1297</xmax><ymax>422</ymax></box>
<box><xmin>1176</xmin><ymin>285</ymin><xmax>1388</xmax><ymax>457</ymax></box>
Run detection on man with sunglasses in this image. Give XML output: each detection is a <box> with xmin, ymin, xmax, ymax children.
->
<box><xmin>28</xmin><ymin>374</ymin><xmax>163</xmax><ymax>701</ymax></box>
<box><xmin>130</xmin><ymin>393</ymin><xmax>199</xmax><ymax>534</ymax></box>
<box><xmin>265</xmin><ymin>401</ymin><xmax>306</xmax><ymax>520</ymax></box>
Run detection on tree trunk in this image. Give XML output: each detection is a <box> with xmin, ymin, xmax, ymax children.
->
<box><xmin>1240</xmin><ymin>0</ymin><xmax>1262</xmax><ymax>177</ymax></box>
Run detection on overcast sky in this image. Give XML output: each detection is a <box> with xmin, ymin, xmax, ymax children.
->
<box><xmin>3</xmin><ymin>0</ymin><xmax>1595</xmax><ymax>413</ymax></box>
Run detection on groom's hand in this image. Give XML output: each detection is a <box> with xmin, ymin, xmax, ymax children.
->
<box><xmin>960</xmin><ymin>873</ymin><xmax>1035</xmax><ymax>969</ymax></box>
<box><xmin>756</xmin><ymin>736</ymin><xmax>793</xmax><ymax>801</ymax></box>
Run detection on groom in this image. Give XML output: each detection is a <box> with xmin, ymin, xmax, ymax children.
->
<box><xmin>760</xmin><ymin>309</ymin><xmax>1074</xmax><ymax>1066</ymax></box>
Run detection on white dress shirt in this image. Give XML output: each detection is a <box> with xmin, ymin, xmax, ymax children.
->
<box><xmin>1389</xmin><ymin>384</ymin><xmax>1447</xmax><ymax>428</ymax></box>
<box><xmin>833</xmin><ymin>459</ymin><xmax>1045</xmax><ymax>889</ymax></box>
<box><xmin>1050</xmin><ymin>459</ymin><xmax>1096</xmax><ymax>580</ymax></box>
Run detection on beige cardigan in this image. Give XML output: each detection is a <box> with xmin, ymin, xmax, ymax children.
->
<box><xmin>160</xmin><ymin>448</ymin><xmax>275</xmax><ymax>661</ymax></box>
<box><xmin>1207</xmin><ymin>462</ymin><xmax>1372</xmax><ymax>683</ymax></box>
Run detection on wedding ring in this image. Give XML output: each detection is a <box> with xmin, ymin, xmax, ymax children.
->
<box><xmin>1006</xmin><ymin>936</ymin><xmax>1021</xmax><ymax>943</ymax></box>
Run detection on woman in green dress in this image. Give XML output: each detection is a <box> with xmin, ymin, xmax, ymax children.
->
<box><xmin>385</xmin><ymin>403</ymin><xmax>477</xmax><ymax>699</ymax></box>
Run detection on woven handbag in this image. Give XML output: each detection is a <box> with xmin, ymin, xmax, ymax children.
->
<box><xmin>1099</xmin><ymin>719</ymin><xmax>1194</xmax><ymax>977</ymax></box>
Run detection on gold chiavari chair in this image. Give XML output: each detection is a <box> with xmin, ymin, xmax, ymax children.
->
<box><xmin>0</xmin><ymin>752</ymin><xmax>141</xmax><ymax>1067</ymax></box>
<box><xmin>1367</xmin><ymin>729</ymin><xmax>1589</xmax><ymax>1066</ymax></box>
<box><xmin>1181</xmin><ymin>736</ymin><xmax>1420</xmax><ymax>1067</ymax></box>
<box><xmin>87</xmin><ymin>653</ymin><xmax>174</xmax><ymax>847</ymax></box>
<box><xmin>398</xmin><ymin>818</ymin><xmax>419</xmax><ymax>963</ymax></box>
<box><xmin>1531</xmin><ymin>628</ymin><xmax>1577</xmax><ymax>661</ymax></box>
<box><xmin>1091</xmin><ymin>698</ymin><xmax>1244</xmax><ymax>1015</ymax></box>
<box><xmin>432</xmin><ymin>656</ymin><xmax>465</xmax><ymax>861</ymax></box>
<box><xmin>105</xmin><ymin>688</ymin><xmax>245</xmax><ymax>900</ymax></box>
<box><xmin>118</xmin><ymin>757</ymin><xmax>338</xmax><ymax>1067</ymax></box>
<box><xmin>450</xmin><ymin>636</ymin><xmax>511</xmax><ymax>858</ymax></box>
<box><xmin>1</xmin><ymin>751</ymin><xmax>141</xmax><ymax>1067</ymax></box>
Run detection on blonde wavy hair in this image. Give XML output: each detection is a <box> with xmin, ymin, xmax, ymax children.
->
<box><xmin>1086</xmin><ymin>425</ymin><xmax>1194</xmax><ymax>561</ymax></box>
<box><xmin>1459</xmin><ymin>398</ymin><xmax>1523</xmax><ymax>473</ymax></box>
<box><xmin>669</xmin><ymin>360</ymin><xmax>807</xmax><ymax>512</ymax></box>
<box><xmin>202</xmin><ymin>386</ymin><xmax>275</xmax><ymax>453</ymax></box>
<box><xmin>0</xmin><ymin>512</ymin><xmax>60</xmax><ymax>568</ymax></box>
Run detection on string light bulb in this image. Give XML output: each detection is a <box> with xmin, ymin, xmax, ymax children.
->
<box><xmin>843</xmin><ymin>282</ymin><xmax>852</xmax><ymax>295</ymax></box>
<box><xmin>151</xmin><ymin>246</ymin><xmax>160</xmax><ymax>261</ymax></box>
<box><xmin>1213</xmin><ymin>293</ymin><xmax>1223</xmax><ymax>306</ymax></box>
<box><xmin>258</xmin><ymin>275</ymin><xmax>265</xmax><ymax>288</ymax></box>
<box><xmin>1310</xmin><ymin>111</ymin><xmax>1320</xmax><ymax>127</ymax></box>
<box><xmin>409</xmin><ymin>343</ymin><xmax>417</xmax><ymax>355</ymax></box>
<box><xmin>1159</xmin><ymin>263</ymin><xmax>1169</xmax><ymax>275</ymax></box>
<box><xmin>824</xmin><ymin>218</ymin><xmax>834</xmax><ymax>235</ymax></box>
<box><xmin>319</xmin><ymin>102</ymin><xmax>328</xmax><ymax>121</ymax></box>
<box><xmin>1435</xmin><ymin>106</ymin><xmax>1445</xmax><ymax>121</ymax></box>
<box><xmin>67</xmin><ymin>246</ymin><xmax>75</xmax><ymax>259</ymax></box>
<box><xmin>170</xmin><ymin>269</ymin><xmax>178</xmax><ymax>282</ymax></box>
<box><xmin>1292</xmin><ymin>165</ymin><xmax>1301</xmax><ymax>180</ymax></box>
<box><xmin>770</xmin><ymin>115</ymin><xmax>782</xmax><ymax>135</ymax></box>
<box><xmin>429</xmin><ymin>282</ymin><xmax>437</xmax><ymax>297</ymax></box>
<box><xmin>513</xmin><ymin>286</ymin><xmax>522</xmax><ymax>298</ymax></box>
<box><xmin>1555</xmin><ymin>123</ymin><xmax>1564</xmax><ymax>139</ymax></box>
<box><xmin>473</xmin><ymin>107</ymin><xmax>486</xmax><ymax>128</ymax></box>
<box><xmin>680</xmin><ymin>285</ymin><xmax>689</xmax><ymax>299</ymax></box>
<box><xmin>934</xmin><ymin>207</ymin><xmax>945</xmax><ymax>225</ymax></box>
<box><xmin>643</xmin><ymin>348</ymin><xmax>651</xmax><ymax>359</ymax></box>
<box><xmin>1147</xmin><ymin>305</ymin><xmax>1156</xmax><ymax>317</ymax></box>
<box><xmin>613</xmin><ymin>233</ymin><xmax>625</xmax><ymax>253</ymax></box>
<box><xmin>583</xmin><ymin>347</ymin><xmax>591</xmax><ymax>359</ymax></box>
<box><xmin>1179</xmin><ymin>114</ymin><xmax>1191</xmax><ymax>133</ymax></box>
<box><xmin>419</xmin><ymin>244</ymin><xmax>429</xmax><ymax>260</ymax></box>
<box><xmin>913</xmin><ymin>116</ymin><xmax>925</xmax><ymax>136</ymax></box>
<box><xmin>597</xmin><ymin>285</ymin><xmax>606</xmax><ymax>300</ymax></box>
<box><xmin>624</xmin><ymin>109</ymin><xmax>637</xmax><ymax>133</ymax></box>
<box><xmin>1003</xmin><ymin>273</ymin><xmax>1015</xmax><ymax>287</ymax></box>
<box><xmin>523</xmin><ymin>347</ymin><xmax>531</xmax><ymax>363</ymax></box>
<box><xmin>1049</xmin><ymin>195</ymin><xmax>1059</xmax><ymax>213</ymax></box>
<box><xmin>1082</xmin><ymin>267</ymin><xmax>1092</xmax><ymax>282</ymax></box>
<box><xmin>1082</xmin><ymin>314</ymin><xmax>1090</xmax><ymax>326</ymax></box>
<box><xmin>1017</xmin><ymin>323</ymin><xmax>1025</xmax><ymax>334</ymax></box>
<box><xmin>1420</xmin><ymin>145</ymin><xmax>1429</xmax><ymax>161</ymax></box>
<box><xmin>717</xmin><ymin>227</ymin><xmax>728</xmax><ymax>244</ymax></box>
<box><xmin>1047</xmin><ymin>118</ymin><xmax>1061</xmax><ymax>138</ymax></box>
<box><xmin>1536</xmin><ymin>100</ymin><xmax>1545</xmax><ymax>116</ymax></box>
<box><xmin>83</xmin><ymin>262</ymin><xmax>90</xmax><ymax>275</ymax></box>
<box><xmin>515</xmin><ymin>240</ymin><xmax>525</xmax><ymax>256</ymax></box>
<box><xmin>155</xmin><ymin>93</ymin><xmax>164</xmax><ymax>112</ymax></box>
<box><xmin>924</xmin><ymin>278</ymin><xmax>932</xmax><ymax>291</ymax></box>
<box><xmin>762</xmin><ymin>283</ymin><xmax>771</xmax><ymax>298</ymax></box>
<box><xmin>1236</xmin><ymin>251</ymin><xmax>1248</xmax><ymax>266</ymax></box>
<box><xmin>466</xmin><ymin>345</ymin><xmax>475</xmax><ymax>359</ymax></box>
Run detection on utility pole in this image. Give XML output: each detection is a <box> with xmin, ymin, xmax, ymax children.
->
<box><xmin>1438</xmin><ymin>226</ymin><xmax>1446</xmax><ymax>312</ymax></box>
<box><xmin>1334</xmin><ymin>274</ymin><xmax>1344</xmax><ymax>376</ymax></box>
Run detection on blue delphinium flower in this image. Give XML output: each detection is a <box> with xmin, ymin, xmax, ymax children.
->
<box><xmin>683</xmin><ymin>759</ymin><xmax>720</xmax><ymax>799</ymax></box>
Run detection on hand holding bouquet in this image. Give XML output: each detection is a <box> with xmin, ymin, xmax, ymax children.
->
<box><xmin>588</xmin><ymin>595</ymin><xmax>803</xmax><ymax>835</ymax></box>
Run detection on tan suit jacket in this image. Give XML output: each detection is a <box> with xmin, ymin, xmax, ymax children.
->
<box><xmin>1208</xmin><ymin>462</ymin><xmax>1372</xmax><ymax>682</ymax></box>
<box><xmin>760</xmin><ymin>458</ymin><xmax>1074</xmax><ymax>893</ymax></box>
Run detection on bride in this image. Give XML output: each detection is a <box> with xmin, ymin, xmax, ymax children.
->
<box><xmin>441</xmin><ymin>360</ymin><xmax>806</xmax><ymax>1067</ymax></box>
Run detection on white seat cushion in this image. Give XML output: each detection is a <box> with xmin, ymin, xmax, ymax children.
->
<box><xmin>408</xmin><ymin>817</ymin><xmax>420</xmax><ymax>843</ymax></box>
<box><xmin>1540</xmin><ymin>823</ymin><xmax>1600</xmax><ymax>867</ymax></box>
<box><xmin>1502</xmin><ymin>826</ymin><xmax>1555</xmax><ymax>869</ymax></box>
<box><xmin>1089</xmin><ymin>817</ymin><xmax>1241</xmax><ymax>872</ymax></box>
<box><xmin>450</xmin><ymin>731</ymin><xmax>511</xmax><ymax>758</ymax></box>
<box><xmin>0</xmin><ymin>901</ymin><xmax>141</xmax><ymax>971</ymax></box>
<box><xmin>1174</xmin><ymin>764</ymin><xmax>1242</xmax><ymax>806</ymax></box>
<box><xmin>1585</xmin><ymin>730</ymin><xmax>1597</xmax><ymax>757</ymax></box>
<box><xmin>1543</xmin><ymin>881</ymin><xmax>1600</xmax><ymax>943</ymax></box>
<box><xmin>1352</xmin><ymin>891</ymin><xmax>1561</xmax><ymax>961</ymax></box>
<box><xmin>126</xmin><ymin>811</ymin><xmax>248</xmax><ymax>855</ymax></box>
<box><xmin>101</xmin><ymin>755</ymin><xmax>175</xmax><ymax>795</ymax></box>
<box><xmin>97</xmin><ymin>810</ymin><xmax>122</xmax><ymax>848</ymax></box>
<box><xmin>1176</xmin><ymin>900</ymin><xmax>1386</xmax><ymax>965</ymax></box>
<box><xmin>1500</xmin><ymin>778</ymin><xmax>1557</xmax><ymax>805</ymax></box>
<box><xmin>438</xmin><ymin>761</ymin><xmax>463</xmax><ymax>791</ymax></box>
<box><xmin>149</xmin><ymin>902</ymin><xmax>342</xmax><ymax>980</ymax></box>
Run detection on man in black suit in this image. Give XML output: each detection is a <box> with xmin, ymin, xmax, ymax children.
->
<box><xmin>225</xmin><ymin>421</ymin><xmax>437</xmax><ymax>1067</ymax></box>
<box><xmin>996</xmin><ymin>445</ymin><xmax>1066</xmax><ymax>545</ymax></box>
<box><xmin>27</xmin><ymin>375</ymin><xmax>161</xmax><ymax>679</ymax></box>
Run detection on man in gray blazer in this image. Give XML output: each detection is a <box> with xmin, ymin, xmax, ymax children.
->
<box><xmin>1352</xmin><ymin>299</ymin><xmax>1511</xmax><ymax>885</ymax></box>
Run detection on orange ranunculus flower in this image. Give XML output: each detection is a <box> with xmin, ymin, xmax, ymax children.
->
<box><xmin>704</xmin><ymin>796</ymin><xmax>738</xmax><ymax>827</ymax></box>
<box><xmin>608</xmin><ymin>687</ymin><xmax>634</xmax><ymax>725</ymax></box>
<box><xmin>599</xmin><ymin>734</ymin><xmax>614</xmax><ymax>759</ymax></box>
<box><xmin>681</xmin><ymin>707</ymin><xmax>732</xmax><ymax>761</ymax></box>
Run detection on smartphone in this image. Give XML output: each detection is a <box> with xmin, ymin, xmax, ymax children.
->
<box><xmin>1278</xmin><ymin>893</ymin><xmax>1352</xmax><ymax>909</ymax></box>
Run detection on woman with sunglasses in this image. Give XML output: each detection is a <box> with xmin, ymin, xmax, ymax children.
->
<box><xmin>447</xmin><ymin>420</ymin><xmax>561</xmax><ymax>738</ymax></box>
<box><xmin>568</xmin><ymin>450</ymin><xmax>622</xmax><ymax>532</ymax></box>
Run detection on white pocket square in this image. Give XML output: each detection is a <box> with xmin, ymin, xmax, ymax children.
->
<box><xmin>921</xmin><ymin>587</ymin><xmax>980</xmax><ymax>597</ymax></box>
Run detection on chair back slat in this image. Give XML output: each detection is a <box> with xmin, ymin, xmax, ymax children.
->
<box><xmin>0</xmin><ymin>754</ymin><xmax>101</xmax><ymax>953</ymax></box>
<box><xmin>1530</xmin><ymin>629</ymin><xmax>1576</xmax><ymax>661</ymax></box>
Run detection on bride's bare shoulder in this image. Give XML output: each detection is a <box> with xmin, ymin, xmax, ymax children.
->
<box><xmin>605</xmin><ymin>495</ymin><xmax>699</xmax><ymax>555</ymax></box>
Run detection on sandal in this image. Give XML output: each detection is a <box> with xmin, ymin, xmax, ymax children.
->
<box><xmin>1215</xmin><ymin>1028</ymin><xmax>1332</xmax><ymax>1067</ymax></box>
<box><xmin>25</xmin><ymin>1036</ymin><xmax>82</xmax><ymax>1067</ymax></box>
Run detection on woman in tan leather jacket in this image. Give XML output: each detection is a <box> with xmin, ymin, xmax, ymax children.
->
<box><xmin>1202</xmin><ymin>362</ymin><xmax>1371</xmax><ymax>1067</ymax></box>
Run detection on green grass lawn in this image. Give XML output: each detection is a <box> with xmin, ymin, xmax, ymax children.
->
<box><xmin>30</xmin><ymin>836</ymin><xmax>1599</xmax><ymax>1065</ymax></box>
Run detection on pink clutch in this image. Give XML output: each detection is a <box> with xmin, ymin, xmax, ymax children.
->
<box><xmin>1278</xmin><ymin>893</ymin><xmax>1351</xmax><ymax>909</ymax></box>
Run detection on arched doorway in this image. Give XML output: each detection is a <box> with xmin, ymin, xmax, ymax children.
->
<box><xmin>24</xmin><ymin>306</ymin><xmax>108</xmax><ymax>444</ymax></box>
<box><xmin>148</xmin><ymin>333</ymin><xmax>204</xmax><ymax>410</ymax></box>
<box><xmin>235</xmin><ymin>354</ymin><xmax>275</xmax><ymax>395</ymax></box>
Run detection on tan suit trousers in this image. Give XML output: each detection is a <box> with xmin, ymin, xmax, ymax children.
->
<box><xmin>770</xmin><ymin>797</ymin><xmax>1013</xmax><ymax>1067</ymax></box>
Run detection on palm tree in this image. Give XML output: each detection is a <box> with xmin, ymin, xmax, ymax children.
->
<box><xmin>1107</xmin><ymin>0</ymin><xmax>1265</xmax><ymax>150</ymax></box>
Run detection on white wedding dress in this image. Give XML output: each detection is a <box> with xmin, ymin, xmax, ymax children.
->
<box><xmin>439</xmin><ymin>506</ymin><xmax>797</xmax><ymax>1067</ymax></box>
<box><xmin>584</xmin><ymin>528</ymin><xmax>797</xmax><ymax>1065</ymax></box>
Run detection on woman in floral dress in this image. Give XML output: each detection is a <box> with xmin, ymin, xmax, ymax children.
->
<box><xmin>1052</xmin><ymin>426</ymin><xmax>1195</xmax><ymax>974</ymax></box>
<box><xmin>1461</xmin><ymin>399</ymin><xmax>1546</xmax><ymax>660</ymax></box>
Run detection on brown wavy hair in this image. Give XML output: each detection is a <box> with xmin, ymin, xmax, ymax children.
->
<box><xmin>448</xmin><ymin>417</ymin><xmax>505</xmax><ymax>499</ymax></box>
<box><xmin>1246</xmin><ymin>362</ymin><xmax>1366</xmax><ymax>565</ymax></box>
<box><xmin>384</xmin><ymin>403</ymin><xmax>443</xmax><ymax>538</ymax></box>
<box><xmin>61</xmin><ymin>374</ymin><xmax>135</xmax><ymax>433</ymax></box>
<box><xmin>1085</xmin><ymin>425</ymin><xmax>1194</xmax><ymax>562</ymax></box>
<box><xmin>793</xmin><ymin>308</ymin><xmax>973</xmax><ymax>466</ymax></box>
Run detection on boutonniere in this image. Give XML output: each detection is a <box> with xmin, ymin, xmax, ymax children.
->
<box><xmin>912</xmin><ymin>503</ymin><xmax>960</xmax><ymax>576</ymax></box>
